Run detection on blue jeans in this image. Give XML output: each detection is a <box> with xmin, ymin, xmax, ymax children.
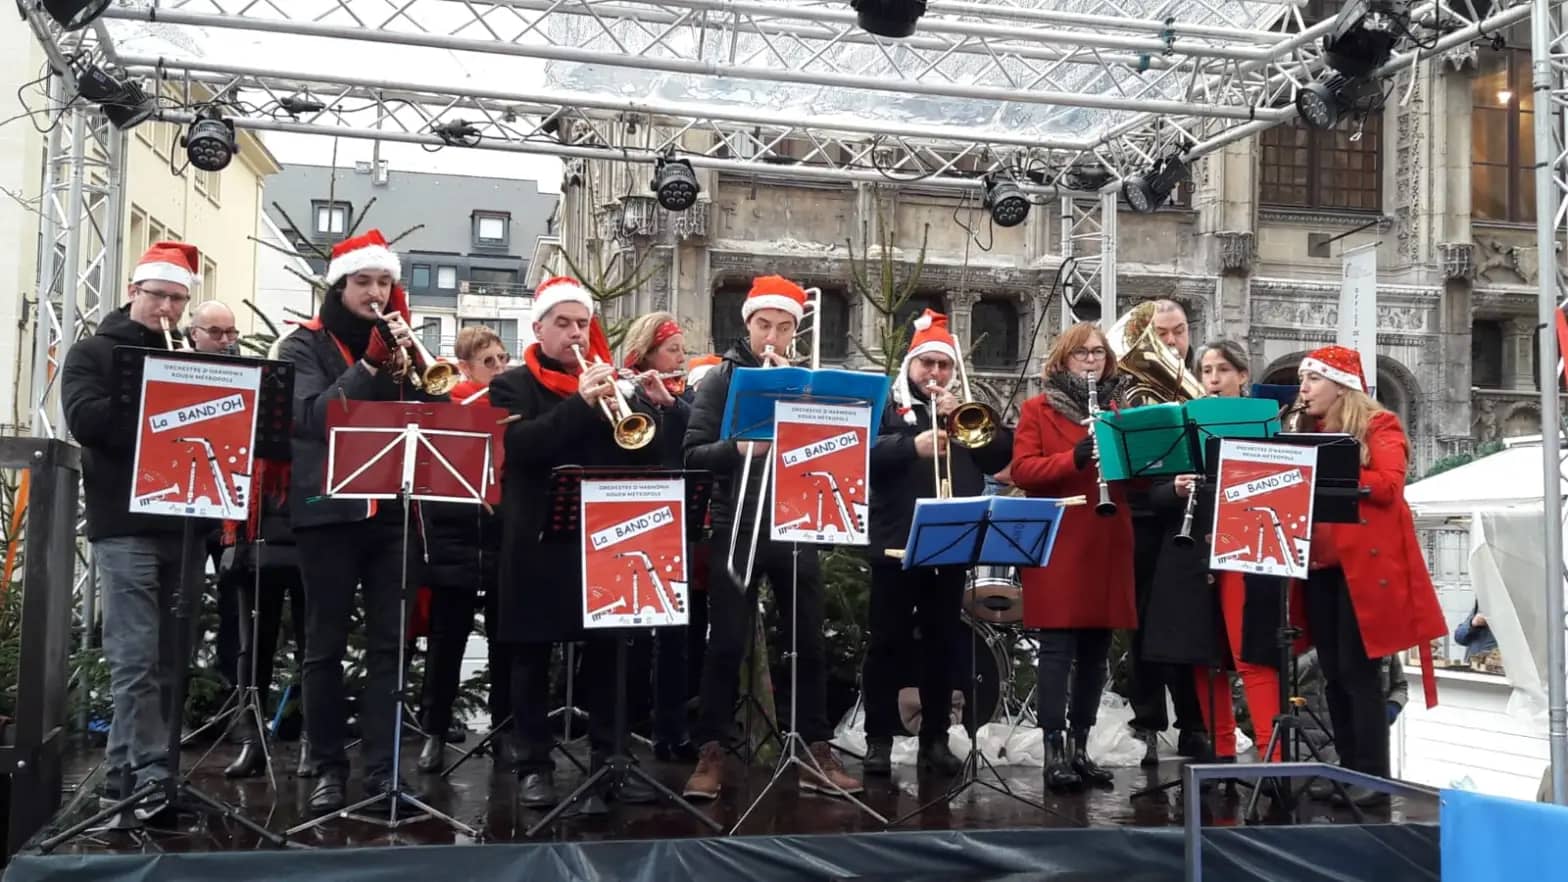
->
<box><xmin>94</xmin><ymin>534</ymin><xmax>201</xmax><ymax>786</ymax></box>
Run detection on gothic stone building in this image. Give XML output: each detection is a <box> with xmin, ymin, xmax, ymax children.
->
<box><xmin>551</xmin><ymin>23</ymin><xmax>1553</xmax><ymax>476</ymax></box>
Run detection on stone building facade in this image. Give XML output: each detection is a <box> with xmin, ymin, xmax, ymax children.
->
<box><xmin>549</xmin><ymin>26</ymin><xmax>1560</xmax><ymax>476</ymax></box>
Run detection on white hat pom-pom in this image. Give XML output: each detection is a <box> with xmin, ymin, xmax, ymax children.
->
<box><xmin>913</xmin><ymin>314</ymin><xmax>933</xmax><ymax>331</ymax></box>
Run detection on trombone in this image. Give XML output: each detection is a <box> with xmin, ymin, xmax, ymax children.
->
<box><xmin>572</xmin><ymin>343</ymin><xmax>656</xmax><ymax>450</ymax></box>
<box><xmin>726</xmin><ymin>344</ymin><xmax>782</xmax><ymax>588</ymax></box>
<box><xmin>944</xmin><ymin>334</ymin><xmax>1000</xmax><ymax>449</ymax></box>
<box><xmin>159</xmin><ymin>317</ymin><xmax>188</xmax><ymax>351</ymax></box>
<box><xmin>368</xmin><ymin>303</ymin><xmax>459</xmax><ymax>396</ymax></box>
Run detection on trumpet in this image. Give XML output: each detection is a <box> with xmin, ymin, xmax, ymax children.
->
<box><xmin>368</xmin><ymin>302</ymin><xmax>459</xmax><ymax>396</ymax></box>
<box><xmin>159</xmin><ymin>316</ymin><xmax>187</xmax><ymax>351</ymax></box>
<box><xmin>572</xmin><ymin>343</ymin><xmax>655</xmax><ymax>450</ymax></box>
<box><xmin>1085</xmin><ymin>372</ymin><xmax>1116</xmax><ymax>517</ymax></box>
<box><xmin>727</xmin><ymin>342</ymin><xmax>783</xmax><ymax>588</ymax></box>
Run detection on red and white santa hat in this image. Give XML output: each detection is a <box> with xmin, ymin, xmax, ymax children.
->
<box><xmin>131</xmin><ymin>241</ymin><xmax>200</xmax><ymax>290</ymax></box>
<box><xmin>686</xmin><ymin>353</ymin><xmax>723</xmax><ymax>389</ymax></box>
<box><xmin>324</xmin><ymin>229</ymin><xmax>402</xmax><ymax>288</ymax></box>
<box><xmin>1299</xmin><ymin>344</ymin><xmax>1366</xmax><ymax>393</ymax></box>
<box><xmin>895</xmin><ymin>309</ymin><xmax>959</xmax><ymax>424</ymax></box>
<box><xmin>532</xmin><ymin>276</ymin><xmax>595</xmax><ymax>322</ymax></box>
<box><xmin>741</xmin><ymin>275</ymin><xmax>809</xmax><ymax>323</ymax></box>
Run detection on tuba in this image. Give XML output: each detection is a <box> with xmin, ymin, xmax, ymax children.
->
<box><xmin>1106</xmin><ymin>301</ymin><xmax>1205</xmax><ymax>407</ymax></box>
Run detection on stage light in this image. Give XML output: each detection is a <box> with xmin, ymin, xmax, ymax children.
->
<box><xmin>42</xmin><ymin>0</ymin><xmax>111</xmax><ymax>30</ymax></box>
<box><xmin>850</xmin><ymin>0</ymin><xmax>927</xmax><ymax>39</ymax></box>
<box><xmin>1120</xmin><ymin>155</ymin><xmax>1188</xmax><ymax>214</ymax></box>
<box><xmin>1295</xmin><ymin>76</ymin><xmax>1386</xmax><ymax>130</ymax></box>
<box><xmin>650</xmin><ymin>156</ymin><xmax>700</xmax><ymax>212</ymax></box>
<box><xmin>983</xmin><ymin>175</ymin><xmax>1030</xmax><ymax>228</ymax></box>
<box><xmin>74</xmin><ymin>64</ymin><xmax>154</xmax><ymax>130</ymax></box>
<box><xmin>1321</xmin><ymin>0</ymin><xmax>1408</xmax><ymax>78</ymax></box>
<box><xmin>182</xmin><ymin>109</ymin><xmax>238</xmax><ymax>172</ymax></box>
<box><xmin>1065</xmin><ymin>285</ymin><xmax>1101</xmax><ymax>323</ymax></box>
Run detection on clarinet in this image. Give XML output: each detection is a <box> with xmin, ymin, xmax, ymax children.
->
<box><xmin>1173</xmin><ymin>478</ymin><xmax>1201</xmax><ymax>547</ymax></box>
<box><xmin>1085</xmin><ymin>372</ymin><xmax>1117</xmax><ymax>517</ymax></box>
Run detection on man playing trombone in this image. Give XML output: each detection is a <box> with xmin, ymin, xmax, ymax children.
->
<box><xmin>681</xmin><ymin>275</ymin><xmax>863</xmax><ymax>801</ymax></box>
<box><xmin>862</xmin><ymin>310</ymin><xmax>1013</xmax><ymax>777</ymax></box>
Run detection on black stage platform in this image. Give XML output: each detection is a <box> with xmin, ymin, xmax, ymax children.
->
<box><xmin>5</xmin><ymin>740</ymin><xmax>1440</xmax><ymax>882</ymax></box>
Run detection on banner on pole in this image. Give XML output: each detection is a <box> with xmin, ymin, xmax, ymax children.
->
<box><xmin>580</xmin><ymin>478</ymin><xmax>689</xmax><ymax>629</ymax></box>
<box><xmin>1338</xmin><ymin>243</ymin><xmax>1378</xmax><ymax>398</ymax></box>
<box><xmin>130</xmin><ymin>354</ymin><xmax>262</xmax><ymax>520</ymax></box>
<box><xmin>770</xmin><ymin>401</ymin><xmax>872</xmax><ymax>545</ymax></box>
<box><xmin>1210</xmin><ymin>439</ymin><xmax>1319</xmax><ymax>579</ymax></box>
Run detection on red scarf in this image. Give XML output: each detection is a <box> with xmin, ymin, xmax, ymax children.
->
<box><xmin>525</xmin><ymin>319</ymin><xmax>612</xmax><ymax>399</ymax></box>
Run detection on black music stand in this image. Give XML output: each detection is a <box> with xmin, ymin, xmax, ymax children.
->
<box><xmin>285</xmin><ymin>404</ymin><xmax>494</xmax><ymax>839</ymax></box>
<box><xmin>39</xmin><ymin>349</ymin><xmax>292</xmax><ymax>852</ymax></box>
<box><xmin>889</xmin><ymin>497</ymin><xmax>1072</xmax><ymax>826</ymax></box>
<box><xmin>524</xmin><ymin>466</ymin><xmax>721</xmax><ymax>836</ymax></box>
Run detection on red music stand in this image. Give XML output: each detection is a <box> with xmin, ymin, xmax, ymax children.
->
<box><xmin>286</xmin><ymin>400</ymin><xmax>504</xmax><ymax>839</ymax></box>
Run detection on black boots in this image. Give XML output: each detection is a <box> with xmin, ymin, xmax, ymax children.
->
<box><xmin>863</xmin><ymin>738</ymin><xmax>893</xmax><ymax>777</ymax></box>
<box><xmin>416</xmin><ymin>734</ymin><xmax>445</xmax><ymax>773</ymax></box>
<box><xmin>1044</xmin><ymin>730</ymin><xmax>1082</xmax><ymax>792</ymax></box>
<box><xmin>308</xmin><ymin>768</ymin><xmax>347</xmax><ymax>813</ymax></box>
<box><xmin>917</xmin><ymin>739</ymin><xmax>963</xmax><ymax>777</ymax></box>
<box><xmin>1069</xmin><ymin>729</ymin><xmax>1114</xmax><ymax>789</ymax></box>
<box><xmin>223</xmin><ymin>717</ymin><xmax>265</xmax><ymax>778</ymax></box>
<box><xmin>1177</xmin><ymin>729</ymin><xmax>1216</xmax><ymax>762</ymax></box>
<box><xmin>1133</xmin><ymin>728</ymin><xmax>1159</xmax><ymax>767</ymax></box>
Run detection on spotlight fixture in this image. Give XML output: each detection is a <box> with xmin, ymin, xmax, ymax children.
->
<box><xmin>650</xmin><ymin>156</ymin><xmax>700</xmax><ymax>212</ymax></box>
<box><xmin>1321</xmin><ymin>0</ymin><xmax>1409</xmax><ymax>78</ymax></box>
<box><xmin>42</xmin><ymin>0</ymin><xmax>111</xmax><ymax>30</ymax></box>
<box><xmin>1121</xmin><ymin>154</ymin><xmax>1189</xmax><ymax>214</ymax></box>
<box><xmin>982</xmin><ymin>175</ymin><xmax>1030</xmax><ymax>228</ymax></box>
<box><xmin>74</xmin><ymin>63</ymin><xmax>154</xmax><ymax>130</ymax></box>
<box><xmin>850</xmin><ymin>0</ymin><xmax>927</xmax><ymax>39</ymax></box>
<box><xmin>1295</xmin><ymin>75</ymin><xmax>1386</xmax><ymax>130</ymax></box>
<box><xmin>182</xmin><ymin>109</ymin><xmax>238</xmax><ymax>172</ymax></box>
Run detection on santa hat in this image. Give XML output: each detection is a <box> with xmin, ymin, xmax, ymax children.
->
<box><xmin>687</xmin><ymin>354</ymin><xmax>723</xmax><ymax>389</ymax></box>
<box><xmin>894</xmin><ymin>309</ymin><xmax>959</xmax><ymax>425</ymax></box>
<box><xmin>532</xmin><ymin>276</ymin><xmax>596</xmax><ymax>322</ymax></box>
<box><xmin>1299</xmin><ymin>345</ymin><xmax>1367</xmax><ymax>393</ymax></box>
<box><xmin>131</xmin><ymin>241</ymin><xmax>200</xmax><ymax>290</ymax></box>
<box><xmin>324</xmin><ymin>229</ymin><xmax>402</xmax><ymax>288</ymax></box>
<box><xmin>741</xmin><ymin>275</ymin><xmax>808</xmax><ymax>323</ymax></box>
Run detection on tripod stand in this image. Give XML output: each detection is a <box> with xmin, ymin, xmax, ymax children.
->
<box><xmin>39</xmin><ymin>521</ymin><xmax>287</xmax><ymax>852</ymax></box>
<box><xmin>186</xmin><ymin>543</ymin><xmax>278</xmax><ymax>789</ymax></box>
<box><xmin>443</xmin><ymin>643</ymin><xmax>590</xmax><ymax>778</ymax></box>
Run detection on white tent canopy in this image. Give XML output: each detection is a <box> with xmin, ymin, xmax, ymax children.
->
<box><xmin>1405</xmin><ymin>442</ymin><xmax>1568</xmax><ymax>525</ymax></box>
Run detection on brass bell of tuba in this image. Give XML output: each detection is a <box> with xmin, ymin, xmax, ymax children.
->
<box><xmin>1107</xmin><ymin>301</ymin><xmax>1205</xmax><ymax>406</ymax></box>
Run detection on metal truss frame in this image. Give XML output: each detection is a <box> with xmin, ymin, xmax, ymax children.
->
<box><xmin>1059</xmin><ymin>194</ymin><xmax>1116</xmax><ymax>327</ymax></box>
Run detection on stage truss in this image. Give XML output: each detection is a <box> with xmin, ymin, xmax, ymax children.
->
<box><xmin>12</xmin><ymin>0</ymin><xmax>1568</xmax><ymax>803</ymax></box>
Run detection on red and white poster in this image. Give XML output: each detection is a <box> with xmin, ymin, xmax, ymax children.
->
<box><xmin>580</xmin><ymin>478</ymin><xmax>688</xmax><ymax>630</ymax></box>
<box><xmin>770</xmin><ymin>401</ymin><xmax>871</xmax><ymax>546</ymax></box>
<box><xmin>130</xmin><ymin>354</ymin><xmax>262</xmax><ymax>520</ymax></box>
<box><xmin>1210</xmin><ymin>439</ymin><xmax>1319</xmax><ymax>579</ymax></box>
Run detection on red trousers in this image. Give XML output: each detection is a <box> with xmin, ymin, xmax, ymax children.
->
<box><xmin>1194</xmin><ymin>574</ymin><xmax>1283</xmax><ymax>761</ymax></box>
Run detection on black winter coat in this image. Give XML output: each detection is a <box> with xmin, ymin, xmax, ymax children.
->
<box><xmin>421</xmin><ymin>500</ymin><xmax>501</xmax><ymax>592</ymax></box>
<box><xmin>682</xmin><ymin>339</ymin><xmax>763</xmax><ymax>530</ymax></box>
<box><xmin>62</xmin><ymin>307</ymin><xmax>186</xmax><ymax>541</ymax></box>
<box><xmin>222</xmin><ymin>496</ymin><xmax>300</xmax><ymax>572</ymax></box>
<box><xmin>276</xmin><ymin>323</ymin><xmax>439</xmax><ymax>531</ymax></box>
<box><xmin>489</xmin><ymin>353</ymin><xmax>666</xmax><ymax>644</ymax></box>
<box><xmin>866</xmin><ymin>379</ymin><xmax>1014</xmax><ymax>558</ymax></box>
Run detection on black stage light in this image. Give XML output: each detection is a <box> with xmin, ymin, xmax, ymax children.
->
<box><xmin>1322</xmin><ymin>0</ymin><xmax>1408</xmax><ymax>78</ymax></box>
<box><xmin>650</xmin><ymin>156</ymin><xmax>700</xmax><ymax>211</ymax></box>
<box><xmin>74</xmin><ymin>64</ymin><xmax>155</xmax><ymax>130</ymax></box>
<box><xmin>182</xmin><ymin>109</ymin><xmax>238</xmax><ymax>172</ymax></box>
<box><xmin>42</xmin><ymin>0</ymin><xmax>111</xmax><ymax>30</ymax></box>
<box><xmin>1121</xmin><ymin>155</ymin><xmax>1188</xmax><ymax>214</ymax></box>
<box><xmin>1295</xmin><ymin>75</ymin><xmax>1385</xmax><ymax>129</ymax></box>
<box><xmin>851</xmin><ymin>0</ymin><xmax>927</xmax><ymax>39</ymax></box>
<box><xmin>983</xmin><ymin>175</ymin><xmax>1030</xmax><ymax>228</ymax></box>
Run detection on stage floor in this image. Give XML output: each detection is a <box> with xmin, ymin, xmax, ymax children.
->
<box><xmin>30</xmin><ymin>735</ymin><xmax>1436</xmax><ymax>853</ymax></box>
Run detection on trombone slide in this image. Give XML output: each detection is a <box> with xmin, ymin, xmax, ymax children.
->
<box><xmin>725</xmin><ymin>344</ymin><xmax>778</xmax><ymax>588</ymax></box>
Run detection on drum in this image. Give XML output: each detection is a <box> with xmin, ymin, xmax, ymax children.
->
<box><xmin>963</xmin><ymin>565</ymin><xmax>1023</xmax><ymax>625</ymax></box>
<box><xmin>897</xmin><ymin>616</ymin><xmax>1005</xmax><ymax>736</ymax></box>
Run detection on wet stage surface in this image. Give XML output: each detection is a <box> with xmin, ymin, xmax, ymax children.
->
<box><xmin>39</xmin><ymin>735</ymin><xmax>1438</xmax><ymax>854</ymax></box>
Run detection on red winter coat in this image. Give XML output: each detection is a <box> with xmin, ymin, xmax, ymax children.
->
<box><xmin>1314</xmin><ymin>410</ymin><xmax>1445</xmax><ymax>705</ymax></box>
<box><xmin>1009</xmin><ymin>393</ymin><xmax>1138</xmax><ymax>630</ymax></box>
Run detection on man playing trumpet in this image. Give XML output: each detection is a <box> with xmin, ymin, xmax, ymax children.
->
<box><xmin>863</xmin><ymin>310</ymin><xmax>1013</xmax><ymax>777</ymax></box>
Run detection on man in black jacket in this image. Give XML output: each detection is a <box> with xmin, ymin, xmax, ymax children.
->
<box><xmin>277</xmin><ymin>230</ymin><xmax>441</xmax><ymax>813</ymax></box>
<box><xmin>862</xmin><ymin>310</ymin><xmax>1013</xmax><ymax>777</ymax></box>
<box><xmin>680</xmin><ymin>275</ymin><xmax>862</xmax><ymax>800</ymax></box>
<box><xmin>62</xmin><ymin>241</ymin><xmax>205</xmax><ymax>819</ymax></box>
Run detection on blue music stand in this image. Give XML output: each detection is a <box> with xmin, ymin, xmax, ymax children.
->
<box><xmin>890</xmin><ymin>495</ymin><xmax>1076</xmax><ymax>826</ymax></box>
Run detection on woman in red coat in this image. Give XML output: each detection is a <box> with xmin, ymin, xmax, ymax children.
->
<box><xmin>1295</xmin><ymin>345</ymin><xmax>1445</xmax><ymax>806</ymax></box>
<box><xmin>1011</xmin><ymin>321</ymin><xmax>1137</xmax><ymax>792</ymax></box>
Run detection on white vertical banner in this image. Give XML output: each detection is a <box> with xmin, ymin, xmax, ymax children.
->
<box><xmin>1338</xmin><ymin>243</ymin><xmax>1378</xmax><ymax>398</ymax></box>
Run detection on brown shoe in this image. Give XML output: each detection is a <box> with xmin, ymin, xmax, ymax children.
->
<box><xmin>801</xmin><ymin>741</ymin><xmax>863</xmax><ymax>796</ymax></box>
<box><xmin>682</xmin><ymin>741</ymin><xmax>725</xmax><ymax>800</ymax></box>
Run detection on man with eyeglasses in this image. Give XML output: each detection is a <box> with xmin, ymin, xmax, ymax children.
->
<box><xmin>187</xmin><ymin>301</ymin><xmax>242</xmax><ymax>355</ymax></box>
<box><xmin>62</xmin><ymin>241</ymin><xmax>205</xmax><ymax>822</ymax></box>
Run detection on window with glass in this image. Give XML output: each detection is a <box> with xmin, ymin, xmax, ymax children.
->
<box><xmin>475</xmin><ymin>214</ymin><xmax>508</xmax><ymax>245</ymax></box>
<box><xmin>971</xmin><ymin>298</ymin><xmax>1020</xmax><ymax>369</ymax></box>
<box><xmin>1472</xmin><ymin>37</ymin><xmax>1535</xmax><ymax>223</ymax></box>
<box><xmin>410</xmin><ymin>264</ymin><xmax>432</xmax><ymax>290</ymax></box>
<box><xmin>1259</xmin><ymin>118</ymin><xmax>1382</xmax><ymax>211</ymax></box>
<box><xmin>436</xmin><ymin>266</ymin><xmax>458</xmax><ymax>290</ymax></box>
<box><xmin>710</xmin><ymin>287</ymin><xmax>748</xmax><ymax>351</ymax></box>
<box><xmin>1471</xmin><ymin>320</ymin><xmax>1503</xmax><ymax>388</ymax></box>
<box><xmin>464</xmin><ymin>317</ymin><xmax>520</xmax><ymax>356</ymax></box>
<box><xmin>313</xmin><ymin>201</ymin><xmax>349</xmax><ymax>236</ymax></box>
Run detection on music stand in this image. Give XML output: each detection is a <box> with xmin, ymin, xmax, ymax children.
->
<box><xmin>39</xmin><ymin>349</ymin><xmax>292</xmax><ymax>853</ymax></box>
<box><xmin>524</xmin><ymin>466</ymin><xmax>721</xmax><ymax>836</ymax></box>
<box><xmin>887</xmin><ymin>495</ymin><xmax>1074</xmax><ymax>826</ymax></box>
<box><xmin>285</xmin><ymin>400</ymin><xmax>499</xmax><ymax>839</ymax></box>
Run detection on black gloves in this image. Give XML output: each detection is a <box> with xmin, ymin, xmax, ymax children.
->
<box><xmin>1073</xmin><ymin>435</ymin><xmax>1096</xmax><ymax>470</ymax></box>
<box><xmin>363</xmin><ymin>325</ymin><xmax>397</xmax><ymax>369</ymax></box>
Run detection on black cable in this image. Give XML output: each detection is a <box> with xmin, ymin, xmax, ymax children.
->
<box><xmin>1001</xmin><ymin>258</ymin><xmax>1070</xmax><ymax>418</ymax></box>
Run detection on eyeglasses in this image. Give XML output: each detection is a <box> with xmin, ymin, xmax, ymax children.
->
<box><xmin>479</xmin><ymin>353</ymin><xmax>511</xmax><ymax>369</ymax></box>
<box><xmin>132</xmin><ymin>285</ymin><xmax>191</xmax><ymax>306</ymax></box>
<box><xmin>196</xmin><ymin>326</ymin><xmax>241</xmax><ymax>340</ymax></box>
<box><xmin>1069</xmin><ymin>347</ymin><xmax>1109</xmax><ymax>360</ymax></box>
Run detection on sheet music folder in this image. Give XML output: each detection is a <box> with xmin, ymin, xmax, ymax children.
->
<box><xmin>719</xmin><ymin>366</ymin><xmax>890</xmax><ymax>441</ymax></box>
<box><xmin>901</xmin><ymin>496</ymin><xmax>1067</xmax><ymax>571</ymax></box>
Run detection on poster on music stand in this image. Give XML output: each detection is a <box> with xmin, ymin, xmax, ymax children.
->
<box><xmin>1209</xmin><ymin>439</ymin><xmax>1319</xmax><ymax>579</ymax></box>
<box><xmin>770</xmin><ymin>401</ymin><xmax>871</xmax><ymax>545</ymax></box>
<box><xmin>581</xmin><ymin>478</ymin><xmax>689</xmax><ymax>629</ymax></box>
<box><xmin>130</xmin><ymin>354</ymin><xmax>262</xmax><ymax>520</ymax></box>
